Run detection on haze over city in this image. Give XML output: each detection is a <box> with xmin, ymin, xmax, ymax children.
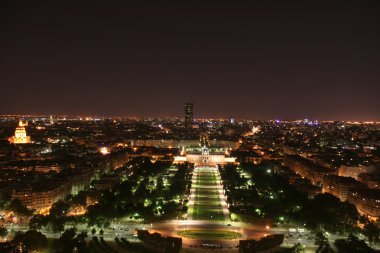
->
<box><xmin>1</xmin><ymin>1</ymin><xmax>379</xmax><ymax>120</ymax></box>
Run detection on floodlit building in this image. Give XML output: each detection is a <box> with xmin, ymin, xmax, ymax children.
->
<box><xmin>337</xmin><ymin>164</ymin><xmax>376</xmax><ymax>180</ymax></box>
<box><xmin>12</xmin><ymin>182</ymin><xmax>71</xmax><ymax>212</ymax></box>
<box><xmin>174</xmin><ymin>134</ymin><xmax>236</xmax><ymax>165</ymax></box>
<box><xmin>8</xmin><ymin>119</ymin><xmax>31</xmax><ymax>144</ymax></box>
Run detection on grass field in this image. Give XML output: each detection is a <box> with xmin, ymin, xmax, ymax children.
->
<box><xmin>178</xmin><ymin>230</ymin><xmax>241</xmax><ymax>240</ymax></box>
<box><xmin>190</xmin><ymin>166</ymin><xmax>226</xmax><ymax>221</ymax></box>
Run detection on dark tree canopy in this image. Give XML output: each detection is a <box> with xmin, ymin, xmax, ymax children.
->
<box><xmin>13</xmin><ymin>230</ymin><xmax>48</xmax><ymax>251</ymax></box>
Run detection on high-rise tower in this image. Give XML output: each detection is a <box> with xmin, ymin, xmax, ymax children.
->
<box><xmin>184</xmin><ymin>102</ymin><xmax>193</xmax><ymax>127</ymax></box>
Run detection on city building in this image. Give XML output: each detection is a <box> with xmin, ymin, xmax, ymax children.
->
<box><xmin>93</xmin><ymin>174</ymin><xmax>120</xmax><ymax>191</ymax></box>
<box><xmin>11</xmin><ymin>182</ymin><xmax>71</xmax><ymax>212</ymax></box>
<box><xmin>34</xmin><ymin>165</ymin><xmax>62</xmax><ymax>173</ymax></box>
<box><xmin>337</xmin><ymin>164</ymin><xmax>376</xmax><ymax>180</ymax></box>
<box><xmin>129</xmin><ymin>139</ymin><xmax>238</xmax><ymax>149</ymax></box>
<box><xmin>184</xmin><ymin>102</ymin><xmax>193</xmax><ymax>127</ymax></box>
<box><xmin>357</xmin><ymin>173</ymin><xmax>380</xmax><ymax>189</ymax></box>
<box><xmin>347</xmin><ymin>188</ymin><xmax>380</xmax><ymax>219</ymax></box>
<box><xmin>284</xmin><ymin>155</ymin><xmax>332</xmax><ymax>185</ymax></box>
<box><xmin>322</xmin><ymin>175</ymin><xmax>366</xmax><ymax>201</ymax></box>
<box><xmin>8</xmin><ymin>119</ymin><xmax>31</xmax><ymax>144</ymax></box>
<box><xmin>174</xmin><ymin>134</ymin><xmax>236</xmax><ymax>165</ymax></box>
<box><xmin>289</xmin><ymin>177</ymin><xmax>322</xmax><ymax>199</ymax></box>
<box><xmin>71</xmin><ymin>170</ymin><xmax>93</xmax><ymax>195</ymax></box>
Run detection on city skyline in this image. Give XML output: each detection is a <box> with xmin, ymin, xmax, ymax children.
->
<box><xmin>1</xmin><ymin>2</ymin><xmax>379</xmax><ymax>252</ymax></box>
<box><xmin>1</xmin><ymin>1</ymin><xmax>379</xmax><ymax>121</ymax></box>
<box><xmin>1</xmin><ymin>112</ymin><xmax>380</xmax><ymax>123</ymax></box>
<box><xmin>0</xmin><ymin>110</ymin><xmax>378</xmax><ymax>252</ymax></box>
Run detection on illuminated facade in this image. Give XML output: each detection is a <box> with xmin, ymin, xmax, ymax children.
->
<box><xmin>337</xmin><ymin>165</ymin><xmax>376</xmax><ymax>180</ymax></box>
<box><xmin>347</xmin><ymin>189</ymin><xmax>380</xmax><ymax>219</ymax></box>
<box><xmin>8</xmin><ymin>119</ymin><xmax>31</xmax><ymax>144</ymax></box>
<box><xmin>12</xmin><ymin>182</ymin><xmax>71</xmax><ymax>212</ymax></box>
<box><xmin>174</xmin><ymin>134</ymin><xmax>236</xmax><ymax>165</ymax></box>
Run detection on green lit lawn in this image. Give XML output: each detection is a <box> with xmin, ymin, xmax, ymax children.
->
<box><xmin>192</xmin><ymin>208</ymin><xmax>225</xmax><ymax>220</ymax></box>
<box><xmin>189</xmin><ymin>167</ymin><xmax>226</xmax><ymax>221</ymax></box>
<box><xmin>178</xmin><ymin>230</ymin><xmax>241</xmax><ymax>240</ymax></box>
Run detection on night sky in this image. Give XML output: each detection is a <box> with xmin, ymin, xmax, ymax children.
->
<box><xmin>1</xmin><ymin>1</ymin><xmax>379</xmax><ymax>120</ymax></box>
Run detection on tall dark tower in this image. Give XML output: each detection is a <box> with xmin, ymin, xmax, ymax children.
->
<box><xmin>184</xmin><ymin>102</ymin><xmax>193</xmax><ymax>127</ymax></box>
<box><xmin>200</xmin><ymin>134</ymin><xmax>210</xmax><ymax>148</ymax></box>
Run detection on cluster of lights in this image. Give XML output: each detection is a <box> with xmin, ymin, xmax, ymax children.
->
<box><xmin>99</xmin><ymin>147</ymin><xmax>110</xmax><ymax>155</ymax></box>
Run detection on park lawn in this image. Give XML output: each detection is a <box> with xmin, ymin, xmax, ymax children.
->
<box><xmin>193</xmin><ymin>203</ymin><xmax>225</xmax><ymax>220</ymax></box>
<box><xmin>194</xmin><ymin>199</ymin><xmax>221</xmax><ymax>206</ymax></box>
<box><xmin>195</xmin><ymin>188</ymin><xmax>220</xmax><ymax>195</ymax></box>
<box><xmin>189</xmin><ymin>166</ymin><xmax>227</xmax><ymax>222</ymax></box>
<box><xmin>178</xmin><ymin>230</ymin><xmax>241</xmax><ymax>240</ymax></box>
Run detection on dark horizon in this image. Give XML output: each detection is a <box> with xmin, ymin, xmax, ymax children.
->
<box><xmin>1</xmin><ymin>1</ymin><xmax>379</xmax><ymax>121</ymax></box>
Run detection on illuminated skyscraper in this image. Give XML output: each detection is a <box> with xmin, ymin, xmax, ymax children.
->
<box><xmin>8</xmin><ymin>119</ymin><xmax>31</xmax><ymax>144</ymax></box>
<box><xmin>185</xmin><ymin>102</ymin><xmax>193</xmax><ymax>127</ymax></box>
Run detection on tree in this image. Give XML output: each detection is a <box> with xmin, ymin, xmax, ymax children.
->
<box><xmin>75</xmin><ymin>231</ymin><xmax>89</xmax><ymax>253</ymax></box>
<box><xmin>52</xmin><ymin>228</ymin><xmax>77</xmax><ymax>253</ymax></box>
<box><xmin>156</xmin><ymin>175</ymin><xmax>164</xmax><ymax>194</ymax></box>
<box><xmin>359</xmin><ymin>215</ymin><xmax>370</xmax><ymax>225</ymax></box>
<box><xmin>334</xmin><ymin>234</ymin><xmax>376</xmax><ymax>253</ymax></box>
<box><xmin>50</xmin><ymin>217</ymin><xmax>65</xmax><ymax>234</ymax></box>
<box><xmin>70</xmin><ymin>191</ymin><xmax>87</xmax><ymax>208</ymax></box>
<box><xmin>0</xmin><ymin>227</ymin><xmax>7</xmax><ymax>238</ymax></box>
<box><xmin>315</xmin><ymin>232</ymin><xmax>334</xmax><ymax>253</ymax></box>
<box><xmin>91</xmin><ymin>227</ymin><xmax>96</xmax><ymax>235</ymax></box>
<box><xmin>336</xmin><ymin>202</ymin><xmax>359</xmax><ymax>233</ymax></box>
<box><xmin>363</xmin><ymin>222</ymin><xmax>380</xmax><ymax>244</ymax></box>
<box><xmin>29</xmin><ymin>214</ymin><xmax>48</xmax><ymax>230</ymax></box>
<box><xmin>290</xmin><ymin>243</ymin><xmax>305</xmax><ymax>253</ymax></box>
<box><xmin>104</xmin><ymin>220</ymin><xmax>111</xmax><ymax>229</ymax></box>
<box><xmin>297</xmin><ymin>193</ymin><xmax>358</xmax><ymax>233</ymax></box>
<box><xmin>8</xmin><ymin>199</ymin><xmax>32</xmax><ymax>216</ymax></box>
<box><xmin>99</xmin><ymin>229</ymin><xmax>104</xmax><ymax>236</ymax></box>
<box><xmin>50</xmin><ymin>201</ymin><xmax>70</xmax><ymax>219</ymax></box>
<box><xmin>13</xmin><ymin>230</ymin><xmax>48</xmax><ymax>251</ymax></box>
<box><xmin>49</xmin><ymin>201</ymin><xmax>70</xmax><ymax>234</ymax></box>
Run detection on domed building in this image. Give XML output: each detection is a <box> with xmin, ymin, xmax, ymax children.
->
<box><xmin>8</xmin><ymin>119</ymin><xmax>31</xmax><ymax>144</ymax></box>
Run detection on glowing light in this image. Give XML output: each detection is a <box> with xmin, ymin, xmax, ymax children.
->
<box><xmin>8</xmin><ymin>119</ymin><xmax>31</xmax><ymax>144</ymax></box>
<box><xmin>99</xmin><ymin>147</ymin><xmax>110</xmax><ymax>155</ymax></box>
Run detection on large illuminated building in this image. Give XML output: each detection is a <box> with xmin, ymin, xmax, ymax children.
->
<box><xmin>175</xmin><ymin>134</ymin><xmax>236</xmax><ymax>165</ymax></box>
<box><xmin>8</xmin><ymin>119</ymin><xmax>31</xmax><ymax>144</ymax></box>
